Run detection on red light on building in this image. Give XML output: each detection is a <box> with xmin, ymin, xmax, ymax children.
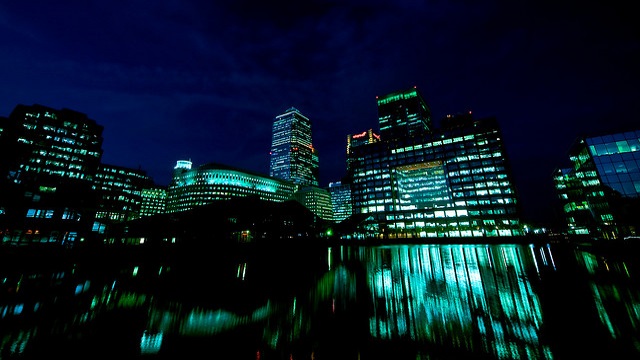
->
<box><xmin>352</xmin><ymin>131</ymin><xmax>367</xmax><ymax>138</ymax></box>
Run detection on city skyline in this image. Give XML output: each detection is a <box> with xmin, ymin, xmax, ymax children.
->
<box><xmin>1</xmin><ymin>2</ymin><xmax>638</xmax><ymax>226</ymax></box>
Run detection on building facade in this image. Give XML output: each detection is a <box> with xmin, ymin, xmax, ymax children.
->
<box><xmin>269</xmin><ymin>107</ymin><xmax>319</xmax><ymax>186</ymax></box>
<box><xmin>140</xmin><ymin>186</ymin><xmax>167</xmax><ymax>217</ymax></box>
<box><xmin>94</xmin><ymin>163</ymin><xmax>150</xmax><ymax>223</ymax></box>
<box><xmin>328</xmin><ymin>181</ymin><xmax>352</xmax><ymax>222</ymax></box>
<box><xmin>346</xmin><ymin>129</ymin><xmax>380</xmax><ymax>172</ymax></box>
<box><xmin>0</xmin><ymin>104</ymin><xmax>104</xmax><ymax>246</ymax></box>
<box><xmin>167</xmin><ymin>161</ymin><xmax>298</xmax><ymax>213</ymax></box>
<box><xmin>348</xmin><ymin>91</ymin><xmax>522</xmax><ymax>239</ymax></box>
<box><xmin>377</xmin><ymin>86</ymin><xmax>432</xmax><ymax>141</ymax></box>
<box><xmin>553</xmin><ymin>129</ymin><xmax>640</xmax><ymax>239</ymax></box>
<box><xmin>292</xmin><ymin>186</ymin><xmax>334</xmax><ymax>221</ymax></box>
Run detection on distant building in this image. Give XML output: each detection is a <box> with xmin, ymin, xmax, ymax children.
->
<box><xmin>292</xmin><ymin>186</ymin><xmax>333</xmax><ymax>221</ymax></box>
<box><xmin>553</xmin><ymin>129</ymin><xmax>640</xmax><ymax>239</ymax></box>
<box><xmin>269</xmin><ymin>107</ymin><xmax>319</xmax><ymax>186</ymax></box>
<box><xmin>140</xmin><ymin>185</ymin><xmax>167</xmax><ymax>217</ymax></box>
<box><xmin>167</xmin><ymin>161</ymin><xmax>297</xmax><ymax>213</ymax></box>
<box><xmin>346</xmin><ymin>129</ymin><xmax>380</xmax><ymax>173</ymax></box>
<box><xmin>347</xmin><ymin>88</ymin><xmax>522</xmax><ymax>239</ymax></box>
<box><xmin>0</xmin><ymin>104</ymin><xmax>104</xmax><ymax>246</ymax></box>
<box><xmin>328</xmin><ymin>181</ymin><xmax>352</xmax><ymax>222</ymax></box>
<box><xmin>94</xmin><ymin>163</ymin><xmax>150</xmax><ymax>223</ymax></box>
<box><xmin>377</xmin><ymin>86</ymin><xmax>432</xmax><ymax>141</ymax></box>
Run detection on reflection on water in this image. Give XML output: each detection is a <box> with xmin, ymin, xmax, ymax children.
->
<box><xmin>1</xmin><ymin>243</ymin><xmax>639</xmax><ymax>359</ymax></box>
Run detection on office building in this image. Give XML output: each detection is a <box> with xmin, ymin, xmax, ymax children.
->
<box><xmin>0</xmin><ymin>104</ymin><xmax>104</xmax><ymax>246</ymax></box>
<box><xmin>167</xmin><ymin>161</ymin><xmax>298</xmax><ymax>213</ymax></box>
<box><xmin>328</xmin><ymin>181</ymin><xmax>352</xmax><ymax>222</ymax></box>
<box><xmin>553</xmin><ymin>129</ymin><xmax>640</xmax><ymax>239</ymax></box>
<box><xmin>377</xmin><ymin>86</ymin><xmax>432</xmax><ymax>141</ymax></box>
<box><xmin>94</xmin><ymin>163</ymin><xmax>150</xmax><ymax>223</ymax></box>
<box><xmin>140</xmin><ymin>185</ymin><xmax>167</xmax><ymax>217</ymax></box>
<box><xmin>269</xmin><ymin>107</ymin><xmax>319</xmax><ymax>186</ymax></box>
<box><xmin>346</xmin><ymin>129</ymin><xmax>380</xmax><ymax>172</ymax></box>
<box><xmin>348</xmin><ymin>91</ymin><xmax>522</xmax><ymax>239</ymax></box>
<box><xmin>292</xmin><ymin>186</ymin><xmax>333</xmax><ymax>221</ymax></box>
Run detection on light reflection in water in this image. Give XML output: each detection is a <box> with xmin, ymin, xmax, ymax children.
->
<box><xmin>360</xmin><ymin>245</ymin><xmax>552</xmax><ymax>359</ymax></box>
<box><xmin>0</xmin><ymin>243</ymin><xmax>639</xmax><ymax>359</ymax></box>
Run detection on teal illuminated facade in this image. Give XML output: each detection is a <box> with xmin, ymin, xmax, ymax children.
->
<box><xmin>167</xmin><ymin>161</ymin><xmax>298</xmax><ymax>213</ymax></box>
<box><xmin>269</xmin><ymin>107</ymin><xmax>319</xmax><ymax>186</ymax></box>
<box><xmin>348</xmin><ymin>97</ymin><xmax>522</xmax><ymax>239</ymax></box>
<box><xmin>554</xmin><ymin>130</ymin><xmax>640</xmax><ymax>239</ymax></box>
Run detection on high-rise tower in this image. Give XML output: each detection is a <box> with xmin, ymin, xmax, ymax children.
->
<box><xmin>377</xmin><ymin>86</ymin><xmax>432</xmax><ymax>141</ymax></box>
<box><xmin>269</xmin><ymin>107</ymin><xmax>319</xmax><ymax>186</ymax></box>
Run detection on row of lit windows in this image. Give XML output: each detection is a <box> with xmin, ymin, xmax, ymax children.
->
<box><xmin>356</xmin><ymin>196</ymin><xmax>514</xmax><ymax>207</ymax></box>
<box><xmin>50</xmin><ymin>144</ymin><xmax>100</xmax><ymax>157</ymax></box>
<box><xmin>588</xmin><ymin>138</ymin><xmax>640</xmax><ymax>156</ymax></box>
<box><xmin>25</xmin><ymin>208</ymin><xmax>80</xmax><ymax>220</ymax></box>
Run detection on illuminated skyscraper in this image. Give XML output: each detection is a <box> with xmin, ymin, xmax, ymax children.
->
<box><xmin>377</xmin><ymin>86</ymin><xmax>432</xmax><ymax>141</ymax></box>
<box><xmin>269</xmin><ymin>107</ymin><xmax>319</xmax><ymax>186</ymax></box>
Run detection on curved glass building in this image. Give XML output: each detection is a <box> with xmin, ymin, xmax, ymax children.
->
<box><xmin>167</xmin><ymin>161</ymin><xmax>297</xmax><ymax>213</ymax></box>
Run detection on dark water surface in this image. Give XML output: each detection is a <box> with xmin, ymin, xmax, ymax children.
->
<box><xmin>1</xmin><ymin>242</ymin><xmax>639</xmax><ymax>359</ymax></box>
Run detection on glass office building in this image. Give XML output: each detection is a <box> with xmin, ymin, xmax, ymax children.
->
<box><xmin>348</xmin><ymin>92</ymin><xmax>522</xmax><ymax>239</ymax></box>
<box><xmin>0</xmin><ymin>104</ymin><xmax>104</xmax><ymax>246</ymax></box>
<box><xmin>346</xmin><ymin>129</ymin><xmax>380</xmax><ymax>172</ymax></box>
<box><xmin>328</xmin><ymin>181</ymin><xmax>352</xmax><ymax>222</ymax></box>
<box><xmin>94</xmin><ymin>163</ymin><xmax>150</xmax><ymax>223</ymax></box>
<box><xmin>554</xmin><ymin>129</ymin><xmax>640</xmax><ymax>239</ymax></box>
<box><xmin>269</xmin><ymin>107</ymin><xmax>319</xmax><ymax>186</ymax></box>
<box><xmin>292</xmin><ymin>186</ymin><xmax>333</xmax><ymax>221</ymax></box>
<box><xmin>377</xmin><ymin>87</ymin><xmax>432</xmax><ymax>140</ymax></box>
<box><xmin>167</xmin><ymin>161</ymin><xmax>298</xmax><ymax>213</ymax></box>
<box><xmin>140</xmin><ymin>186</ymin><xmax>167</xmax><ymax>217</ymax></box>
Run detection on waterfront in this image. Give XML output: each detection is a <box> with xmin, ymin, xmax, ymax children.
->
<box><xmin>1</xmin><ymin>241</ymin><xmax>639</xmax><ymax>359</ymax></box>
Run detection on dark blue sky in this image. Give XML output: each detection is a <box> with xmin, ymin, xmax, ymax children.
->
<box><xmin>1</xmin><ymin>1</ymin><xmax>638</xmax><ymax>225</ymax></box>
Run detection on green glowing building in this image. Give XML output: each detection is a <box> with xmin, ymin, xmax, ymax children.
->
<box><xmin>347</xmin><ymin>88</ymin><xmax>522</xmax><ymax>239</ymax></box>
<box><xmin>553</xmin><ymin>129</ymin><xmax>640</xmax><ymax>239</ymax></box>
<box><xmin>166</xmin><ymin>160</ymin><xmax>298</xmax><ymax>213</ymax></box>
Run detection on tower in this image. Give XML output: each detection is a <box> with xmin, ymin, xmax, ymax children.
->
<box><xmin>377</xmin><ymin>86</ymin><xmax>432</xmax><ymax>141</ymax></box>
<box><xmin>269</xmin><ymin>107</ymin><xmax>318</xmax><ymax>186</ymax></box>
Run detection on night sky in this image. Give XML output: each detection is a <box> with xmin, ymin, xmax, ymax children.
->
<box><xmin>1</xmin><ymin>1</ymin><xmax>638</xmax><ymax>226</ymax></box>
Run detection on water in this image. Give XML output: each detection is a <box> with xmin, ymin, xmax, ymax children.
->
<box><xmin>1</xmin><ymin>241</ymin><xmax>639</xmax><ymax>359</ymax></box>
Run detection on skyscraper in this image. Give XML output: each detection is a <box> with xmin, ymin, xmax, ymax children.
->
<box><xmin>269</xmin><ymin>107</ymin><xmax>319</xmax><ymax>186</ymax></box>
<box><xmin>346</xmin><ymin>128</ymin><xmax>380</xmax><ymax>173</ymax></box>
<box><xmin>377</xmin><ymin>86</ymin><xmax>432</xmax><ymax>141</ymax></box>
